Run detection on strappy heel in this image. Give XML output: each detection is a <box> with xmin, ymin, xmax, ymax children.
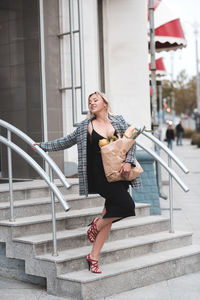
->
<box><xmin>87</xmin><ymin>254</ymin><xmax>102</xmax><ymax>274</ymax></box>
<box><xmin>87</xmin><ymin>217</ymin><xmax>100</xmax><ymax>243</ymax></box>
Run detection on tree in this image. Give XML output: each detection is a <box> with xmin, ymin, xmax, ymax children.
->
<box><xmin>162</xmin><ymin>70</ymin><xmax>197</xmax><ymax>116</ymax></box>
<box><xmin>174</xmin><ymin>71</ymin><xmax>196</xmax><ymax>115</ymax></box>
<box><xmin>162</xmin><ymin>79</ymin><xmax>173</xmax><ymax>108</ymax></box>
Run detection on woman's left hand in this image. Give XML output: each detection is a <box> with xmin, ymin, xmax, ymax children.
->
<box><xmin>32</xmin><ymin>142</ymin><xmax>40</xmax><ymax>152</ymax></box>
<box><xmin>120</xmin><ymin>162</ymin><xmax>132</xmax><ymax>178</ymax></box>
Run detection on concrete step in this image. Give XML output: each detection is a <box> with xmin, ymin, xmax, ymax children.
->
<box><xmin>35</xmin><ymin>231</ymin><xmax>192</xmax><ymax>275</ymax></box>
<box><xmin>13</xmin><ymin>216</ymin><xmax>169</xmax><ymax>255</ymax></box>
<box><xmin>0</xmin><ymin>203</ymin><xmax>150</xmax><ymax>238</ymax></box>
<box><xmin>55</xmin><ymin>245</ymin><xmax>200</xmax><ymax>300</ymax></box>
<box><xmin>0</xmin><ymin>194</ymin><xmax>105</xmax><ymax>219</ymax></box>
<box><xmin>0</xmin><ymin>179</ymin><xmax>79</xmax><ymax>203</ymax></box>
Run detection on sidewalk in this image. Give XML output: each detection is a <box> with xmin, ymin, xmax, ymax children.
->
<box><xmin>106</xmin><ymin>138</ymin><xmax>200</xmax><ymax>299</ymax></box>
<box><xmin>0</xmin><ymin>139</ymin><xmax>200</xmax><ymax>300</ymax></box>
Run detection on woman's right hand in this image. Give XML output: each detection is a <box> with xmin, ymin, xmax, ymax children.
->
<box><xmin>32</xmin><ymin>142</ymin><xmax>40</xmax><ymax>152</ymax></box>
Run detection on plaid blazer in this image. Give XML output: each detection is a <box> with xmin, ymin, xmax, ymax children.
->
<box><xmin>40</xmin><ymin>115</ymin><xmax>142</xmax><ymax>196</ymax></box>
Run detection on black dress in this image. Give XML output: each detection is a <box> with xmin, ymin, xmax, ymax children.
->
<box><xmin>87</xmin><ymin>127</ymin><xmax>135</xmax><ymax>220</ymax></box>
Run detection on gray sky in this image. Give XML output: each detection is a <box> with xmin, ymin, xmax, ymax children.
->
<box><xmin>160</xmin><ymin>0</ymin><xmax>200</xmax><ymax>80</ymax></box>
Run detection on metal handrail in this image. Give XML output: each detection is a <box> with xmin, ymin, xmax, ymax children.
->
<box><xmin>0</xmin><ymin>119</ymin><xmax>72</xmax><ymax>256</ymax></box>
<box><xmin>0</xmin><ymin>120</ymin><xmax>71</xmax><ymax>190</ymax></box>
<box><xmin>138</xmin><ymin>129</ymin><xmax>189</xmax><ymax>174</ymax></box>
<box><xmin>0</xmin><ymin>136</ymin><xmax>69</xmax><ymax>212</ymax></box>
<box><xmin>136</xmin><ymin>130</ymin><xmax>189</xmax><ymax>233</ymax></box>
<box><xmin>0</xmin><ymin>119</ymin><xmax>190</xmax><ymax>249</ymax></box>
<box><xmin>136</xmin><ymin>140</ymin><xmax>189</xmax><ymax>192</ymax></box>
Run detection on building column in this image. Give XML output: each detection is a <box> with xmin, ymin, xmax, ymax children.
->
<box><xmin>103</xmin><ymin>0</ymin><xmax>151</xmax><ymax>145</ymax></box>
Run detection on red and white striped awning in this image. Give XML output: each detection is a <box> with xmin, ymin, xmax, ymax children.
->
<box><xmin>149</xmin><ymin>57</ymin><xmax>167</xmax><ymax>77</ymax></box>
<box><xmin>148</xmin><ymin>0</ymin><xmax>186</xmax><ymax>52</ymax></box>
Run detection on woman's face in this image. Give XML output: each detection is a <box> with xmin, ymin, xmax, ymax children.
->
<box><xmin>88</xmin><ymin>93</ymin><xmax>107</xmax><ymax>115</ymax></box>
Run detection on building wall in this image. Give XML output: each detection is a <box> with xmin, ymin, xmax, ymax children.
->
<box><xmin>60</xmin><ymin>0</ymin><xmax>151</xmax><ymax>174</ymax></box>
<box><xmin>0</xmin><ymin>0</ymin><xmax>43</xmax><ymax>178</ymax></box>
<box><xmin>43</xmin><ymin>0</ymin><xmax>64</xmax><ymax>172</ymax></box>
<box><xmin>0</xmin><ymin>0</ymin><xmax>65</xmax><ymax>178</ymax></box>
<box><xmin>0</xmin><ymin>0</ymin><xmax>152</xmax><ymax>178</ymax></box>
<box><xmin>103</xmin><ymin>0</ymin><xmax>151</xmax><ymax>147</ymax></box>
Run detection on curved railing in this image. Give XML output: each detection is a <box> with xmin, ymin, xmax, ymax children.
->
<box><xmin>0</xmin><ymin>119</ymin><xmax>190</xmax><ymax>255</ymax></box>
<box><xmin>136</xmin><ymin>140</ymin><xmax>189</xmax><ymax>192</ymax></box>
<box><xmin>135</xmin><ymin>129</ymin><xmax>189</xmax><ymax>233</ymax></box>
<box><xmin>0</xmin><ymin>119</ymin><xmax>71</xmax><ymax>256</ymax></box>
<box><xmin>138</xmin><ymin>129</ymin><xmax>189</xmax><ymax>174</ymax></box>
<box><xmin>0</xmin><ymin>136</ymin><xmax>70</xmax><ymax>209</ymax></box>
<box><xmin>0</xmin><ymin>120</ymin><xmax>71</xmax><ymax>190</ymax></box>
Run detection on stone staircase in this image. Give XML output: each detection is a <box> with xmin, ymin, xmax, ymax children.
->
<box><xmin>0</xmin><ymin>179</ymin><xmax>200</xmax><ymax>300</ymax></box>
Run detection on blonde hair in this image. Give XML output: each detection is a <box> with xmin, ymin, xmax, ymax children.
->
<box><xmin>87</xmin><ymin>91</ymin><xmax>113</xmax><ymax>118</ymax></box>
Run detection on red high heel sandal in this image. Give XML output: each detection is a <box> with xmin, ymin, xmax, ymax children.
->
<box><xmin>87</xmin><ymin>254</ymin><xmax>102</xmax><ymax>274</ymax></box>
<box><xmin>87</xmin><ymin>218</ymin><xmax>100</xmax><ymax>243</ymax></box>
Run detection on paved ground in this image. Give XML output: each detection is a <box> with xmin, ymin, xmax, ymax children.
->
<box><xmin>0</xmin><ymin>139</ymin><xmax>200</xmax><ymax>300</ymax></box>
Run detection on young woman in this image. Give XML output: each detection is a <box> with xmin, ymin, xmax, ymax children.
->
<box><xmin>36</xmin><ymin>92</ymin><xmax>141</xmax><ymax>274</ymax></box>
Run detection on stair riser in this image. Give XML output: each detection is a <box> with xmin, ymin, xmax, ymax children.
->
<box><xmin>108</xmin><ymin>219</ymin><xmax>169</xmax><ymax>244</ymax></box>
<box><xmin>34</xmin><ymin>220</ymin><xmax>169</xmax><ymax>255</ymax></box>
<box><xmin>134</xmin><ymin>205</ymin><xmax>149</xmax><ymax>217</ymax></box>
<box><xmin>8</xmin><ymin>206</ymin><xmax>149</xmax><ymax>238</ymax></box>
<box><xmin>55</xmin><ymin>235</ymin><xmax>192</xmax><ymax>274</ymax></box>
<box><xmin>9</xmin><ymin>216</ymin><xmax>93</xmax><ymax>238</ymax></box>
<box><xmin>0</xmin><ymin>184</ymin><xmax>79</xmax><ymax>203</ymax></box>
<box><xmin>0</xmin><ymin>196</ymin><xmax>104</xmax><ymax>219</ymax></box>
<box><xmin>55</xmin><ymin>252</ymin><xmax>200</xmax><ymax>300</ymax></box>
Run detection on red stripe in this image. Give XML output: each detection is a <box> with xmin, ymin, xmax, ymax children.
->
<box><xmin>155</xmin><ymin>19</ymin><xmax>185</xmax><ymax>38</ymax></box>
<box><xmin>155</xmin><ymin>57</ymin><xmax>166</xmax><ymax>71</ymax></box>
<box><xmin>149</xmin><ymin>57</ymin><xmax>166</xmax><ymax>71</ymax></box>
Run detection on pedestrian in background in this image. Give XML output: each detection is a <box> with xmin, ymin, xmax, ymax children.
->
<box><xmin>175</xmin><ymin>120</ymin><xmax>184</xmax><ymax>146</ymax></box>
<box><xmin>165</xmin><ymin>123</ymin><xmax>175</xmax><ymax>150</ymax></box>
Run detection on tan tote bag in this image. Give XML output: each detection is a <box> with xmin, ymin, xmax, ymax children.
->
<box><xmin>100</xmin><ymin>135</ymin><xmax>143</xmax><ymax>182</ymax></box>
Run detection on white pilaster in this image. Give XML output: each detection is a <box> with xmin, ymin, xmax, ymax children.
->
<box><xmin>103</xmin><ymin>0</ymin><xmax>151</xmax><ymax>146</ymax></box>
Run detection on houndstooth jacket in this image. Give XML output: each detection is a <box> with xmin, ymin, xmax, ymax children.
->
<box><xmin>39</xmin><ymin>115</ymin><xmax>142</xmax><ymax>196</ymax></box>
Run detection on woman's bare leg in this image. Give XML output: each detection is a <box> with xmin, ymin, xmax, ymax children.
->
<box><xmin>90</xmin><ymin>208</ymin><xmax>120</xmax><ymax>260</ymax></box>
<box><xmin>98</xmin><ymin>207</ymin><xmax>120</xmax><ymax>231</ymax></box>
<box><xmin>90</xmin><ymin>222</ymin><xmax>112</xmax><ymax>260</ymax></box>
<box><xmin>96</xmin><ymin>217</ymin><xmax>119</xmax><ymax>231</ymax></box>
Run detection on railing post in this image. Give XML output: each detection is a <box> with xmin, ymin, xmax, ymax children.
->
<box><xmin>168</xmin><ymin>156</ymin><xmax>174</xmax><ymax>233</ymax></box>
<box><xmin>156</xmin><ymin>148</ymin><xmax>167</xmax><ymax>200</ymax></box>
<box><xmin>49</xmin><ymin>168</ymin><xmax>58</xmax><ymax>256</ymax></box>
<box><xmin>7</xmin><ymin>130</ymin><xmax>15</xmax><ymax>222</ymax></box>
